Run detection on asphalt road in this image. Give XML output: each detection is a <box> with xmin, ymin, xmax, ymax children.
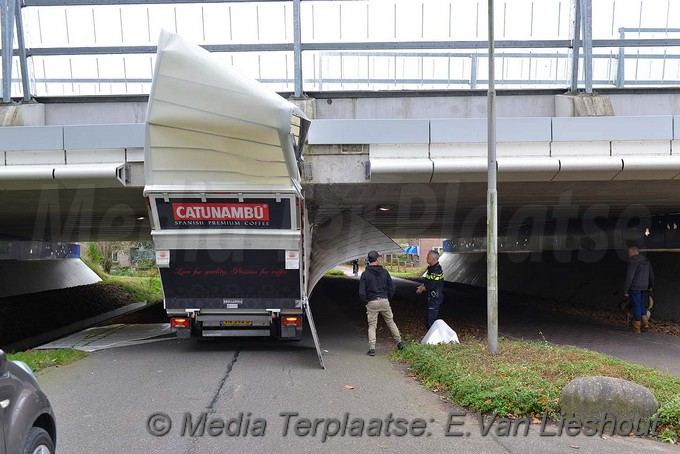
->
<box><xmin>38</xmin><ymin>280</ymin><xmax>678</xmax><ymax>454</ymax></box>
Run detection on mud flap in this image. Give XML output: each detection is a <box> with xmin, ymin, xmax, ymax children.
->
<box><xmin>303</xmin><ymin>293</ymin><xmax>325</xmax><ymax>370</ymax></box>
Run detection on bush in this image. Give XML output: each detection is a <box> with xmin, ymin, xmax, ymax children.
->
<box><xmin>109</xmin><ymin>267</ymin><xmax>135</xmax><ymax>277</ymax></box>
<box><xmin>135</xmin><ymin>259</ymin><xmax>156</xmax><ymax>271</ymax></box>
<box><xmin>86</xmin><ymin>242</ymin><xmax>102</xmax><ymax>263</ymax></box>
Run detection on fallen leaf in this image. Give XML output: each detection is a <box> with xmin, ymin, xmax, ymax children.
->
<box><xmin>344</xmin><ymin>385</ymin><xmax>354</xmax><ymax>390</ymax></box>
<box><xmin>531</xmin><ymin>418</ymin><xmax>541</xmax><ymax>424</ymax></box>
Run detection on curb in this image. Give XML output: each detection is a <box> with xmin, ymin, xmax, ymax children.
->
<box><xmin>3</xmin><ymin>301</ymin><xmax>148</xmax><ymax>352</ymax></box>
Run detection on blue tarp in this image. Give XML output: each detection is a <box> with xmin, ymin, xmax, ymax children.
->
<box><xmin>404</xmin><ymin>246</ymin><xmax>419</xmax><ymax>255</ymax></box>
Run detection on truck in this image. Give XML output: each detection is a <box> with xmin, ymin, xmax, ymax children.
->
<box><xmin>147</xmin><ymin>191</ymin><xmax>307</xmax><ymax>341</ymax></box>
<box><xmin>144</xmin><ymin>32</ymin><xmax>323</xmax><ymax>367</ymax></box>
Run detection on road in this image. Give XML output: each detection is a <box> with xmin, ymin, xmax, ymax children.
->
<box><xmin>38</xmin><ymin>279</ymin><xmax>677</xmax><ymax>453</ymax></box>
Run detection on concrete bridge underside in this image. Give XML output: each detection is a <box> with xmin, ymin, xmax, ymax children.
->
<box><xmin>2</xmin><ymin>178</ymin><xmax>680</xmax><ymax>242</ymax></box>
<box><xmin>2</xmin><ymin>92</ymin><xmax>680</xmax><ymax>320</ymax></box>
<box><xmin>0</xmin><ymin>187</ymin><xmax>149</xmax><ymax>242</ymax></box>
<box><xmin>2</xmin><ymin>91</ymin><xmax>679</xmax><ymax>243</ymax></box>
<box><xmin>307</xmin><ymin>179</ymin><xmax>680</xmax><ymax>239</ymax></box>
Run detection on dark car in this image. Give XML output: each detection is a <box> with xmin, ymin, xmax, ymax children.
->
<box><xmin>0</xmin><ymin>350</ymin><xmax>56</xmax><ymax>454</ymax></box>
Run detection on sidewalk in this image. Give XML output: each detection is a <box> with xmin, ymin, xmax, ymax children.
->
<box><xmin>373</xmin><ymin>272</ymin><xmax>680</xmax><ymax>377</ymax></box>
<box><xmin>494</xmin><ymin>307</ymin><xmax>680</xmax><ymax>377</ymax></box>
<box><xmin>427</xmin><ymin>280</ymin><xmax>680</xmax><ymax>377</ymax></box>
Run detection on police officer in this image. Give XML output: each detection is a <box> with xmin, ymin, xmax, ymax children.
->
<box><xmin>416</xmin><ymin>250</ymin><xmax>444</xmax><ymax>329</ymax></box>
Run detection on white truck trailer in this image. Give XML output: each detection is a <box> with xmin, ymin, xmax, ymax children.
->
<box><xmin>144</xmin><ymin>32</ymin><xmax>323</xmax><ymax>366</ymax></box>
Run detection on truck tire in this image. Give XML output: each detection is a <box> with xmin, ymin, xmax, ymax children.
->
<box><xmin>22</xmin><ymin>427</ymin><xmax>55</xmax><ymax>454</ymax></box>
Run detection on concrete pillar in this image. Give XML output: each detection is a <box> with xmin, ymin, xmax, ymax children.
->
<box><xmin>288</xmin><ymin>96</ymin><xmax>316</xmax><ymax>120</ymax></box>
<box><xmin>555</xmin><ymin>93</ymin><xmax>614</xmax><ymax>117</ymax></box>
<box><xmin>0</xmin><ymin>102</ymin><xmax>45</xmax><ymax>126</ymax></box>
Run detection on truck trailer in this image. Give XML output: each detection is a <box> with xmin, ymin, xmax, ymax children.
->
<box><xmin>148</xmin><ymin>191</ymin><xmax>306</xmax><ymax>341</ymax></box>
<box><xmin>144</xmin><ymin>32</ymin><xmax>322</xmax><ymax>366</ymax></box>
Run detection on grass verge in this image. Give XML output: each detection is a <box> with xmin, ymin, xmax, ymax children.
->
<box><xmin>106</xmin><ymin>275</ymin><xmax>163</xmax><ymax>305</ymax></box>
<box><xmin>393</xmin><ymin>338</ymin><xmax>680</xmax><ymax>443</ymax></box>
<box><xmin>81</xmin><ymin>245</ymin><xmax>163</xmax><ymax>305</ymax></box>
<box><xmin>387</xmin><ymin>266</ymin><xmax>427</xmax><ymax>279</ymax></box>
<box><xmin>7</xmin><ymin>349</ymin><xmax>88</xmax><ymax>373</ymax></box>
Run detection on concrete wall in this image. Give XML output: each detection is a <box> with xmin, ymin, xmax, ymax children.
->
<box><xmin>31</xmin><ymin>93</ymin><xmax>680</xmax><ymax>126</ymax></box>
<box><xmin>608</xmin><ymin>94</ymin><xmax>680</xmax><ymax>117</ymax></box>
<box><xmin>313</xmin><ymin>93</ymin><xmax>680</xmax><ymax>120</ymax></box>
<box><xmin>315</xmin><ymin>94</ymin><xmax>555</xmax><ymax>119</ymax></box>
<box><xmin>0</xmin><ymin>259</ymin><xmax>101</xmax><ymax>298</ymax></box>
<box><xmin>440</xmin><ymin>250</ymin><xmax>680</xmax><ymax>320</ymax></box>
<box><xmin>40</xmin><ymin>102</ymin><xmax>147</xmax><ymax>126</ymax></box>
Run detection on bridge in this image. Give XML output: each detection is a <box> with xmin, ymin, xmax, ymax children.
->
<box><xmin>2</xmin><ymin>94</ymin><xmax>680</xmax><ymax>239</ymax></box>
<box><xmin>2</xmin><ymin>0</ymin><xmax>680</xmax><ymax>320</ymax></box>
<box><xmin>2</xmin><ymin>90</ymin><xmax>680</xmax><ymax>317</ymax></box>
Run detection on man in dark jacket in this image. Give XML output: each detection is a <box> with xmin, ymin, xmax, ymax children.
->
<box><xmin>624</xmin><ymin>245</ymin><xmax>655</xmax><ymax>333</ymax></box>
<box><xmin>359</xmin><ymin>250</ymin><xmax>403</xmax><ymax>356</ymax></box>
<box><xmin>416</xmin><ymin>250</ymin><xmax>445</xmax><ymax>329</ymax></box>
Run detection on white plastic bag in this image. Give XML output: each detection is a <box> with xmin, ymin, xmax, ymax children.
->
<box><xmin>421</xmin><ymin>319</ymin><xmax>460</xmax><ymax>345</ymax></box>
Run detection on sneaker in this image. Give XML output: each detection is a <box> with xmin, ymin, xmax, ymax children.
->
<box><xmin>396</xmin><ymin>342</ymin><xmax>404</xmax><ymax>350</ymax></box>
<box><xmin>367</xmin><ymin>348</ymin><xmax>376</xmax><ymax>356</ymax></box>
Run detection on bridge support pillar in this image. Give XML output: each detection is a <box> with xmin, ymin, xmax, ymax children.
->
<box><xmin>555</xmin><ymin>93</ymin><xmax>614</xmax><ymax>117</ymax></box>
<box><xmin>0</xmin><ymin>102</ymin><xmax>45</xmax><ymax>126</ymax></box>
<box><xmin>288</xmin><ymin>96</ymin><xmax>316</xmax><ymax>120</ymax></box>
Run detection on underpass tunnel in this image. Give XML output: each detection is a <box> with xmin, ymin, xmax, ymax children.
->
<box><xmin>1</xmin><ymin>32</ymin><xmax>680</xmax><ymax>350</ymax></box>
<box><xmin>306</xmin><ymin>210</ymin><xmax>402</xmax><ymax>296</ymax></box>
<box><xmin>304</xmin><ymin>187</ymin><xmax>680</xmax><ymax>341</ymax></box>
<box><xmin>440</xmin><ymin>212</ymin><xmax>680</xmax><ymax>321</ymax></box>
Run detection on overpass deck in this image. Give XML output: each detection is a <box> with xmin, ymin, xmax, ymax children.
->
<box><xmin>1</xmin><ymin>111</ymin><xmax>680</xmax><ymax>241</ymax></box>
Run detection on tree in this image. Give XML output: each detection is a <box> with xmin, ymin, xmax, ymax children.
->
<box><xmin>96</xmin><ymin>242</ymin><xmax>126</xmax><ymax>274</ymax></box>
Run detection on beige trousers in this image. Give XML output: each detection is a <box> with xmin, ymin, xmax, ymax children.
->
<box><xmin>366</xmin><ymin>298</ymin><xmax>402</xmax><ymax>348</ymax></box>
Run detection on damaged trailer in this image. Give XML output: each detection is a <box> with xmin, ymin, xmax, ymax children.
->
<box><xmin>144</xmin><ymin>31</ymin><xmax>323</xmax><ymax>367</ymax></box>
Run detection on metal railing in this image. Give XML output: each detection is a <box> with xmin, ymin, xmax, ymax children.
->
<box><xmin>2</xmin><ymin>0</ymin><xmax>680</xmax><ymax>100</ymax></box>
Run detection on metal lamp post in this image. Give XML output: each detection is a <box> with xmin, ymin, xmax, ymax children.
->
<box><xmin>487</xmin><ymin>0</ymin><xmax>499</xmax><ymax>354</ymax></box>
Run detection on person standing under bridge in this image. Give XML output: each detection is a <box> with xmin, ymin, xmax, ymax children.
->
<box><xmin>359</xmin><ymin>250</ymin><xmax>404</xmax><ymax>356</ymax></box>
<box><xmin>416</xmin><ymin>250</ymin><xmax>445</xmax><ymax>329</ymax></box>
<box><xmin>624</xmin><ymin>245</ymin><xmax>655</xmax><ymax>333</ymax></box>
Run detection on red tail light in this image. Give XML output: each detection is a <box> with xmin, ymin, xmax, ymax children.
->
<box><xmin>171</xmin><ymin>318</ymin><xmax>191</xmax><ymax>329</ymax></box>
<box><xmin>282</xmin><ymin>316</ymin><xmax>302</xmax><ymax>327</ymax></box>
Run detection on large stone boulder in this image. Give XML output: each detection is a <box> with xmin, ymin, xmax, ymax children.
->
<box><xmin>561</xmin><ymin>376</ymin><xmax>658</xmax><ymax>423</ymax></box>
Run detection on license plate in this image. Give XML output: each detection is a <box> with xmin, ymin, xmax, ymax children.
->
<box><xmin>219</xmin><ymin>320</ymin><xmax>253</xmax><ymax>326</ymax></box>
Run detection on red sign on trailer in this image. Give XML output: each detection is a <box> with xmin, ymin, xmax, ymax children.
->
<box><xmin>153</xmin><ymin>197</ymin><xmax>293</xmax><ymax>230</ymax></box>
<box><xmin>172</xmin><ymin>203</ymin><xmax>270</xmax><ymax>221</ymax></box>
